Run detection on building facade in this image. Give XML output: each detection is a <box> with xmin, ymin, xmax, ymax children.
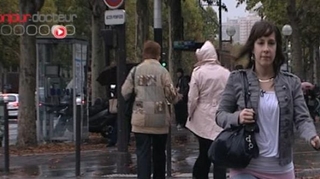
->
<box><xmin>222</xmin><ymin>12</ymin><xmax>261</xmax><ymax>44</ymax></box>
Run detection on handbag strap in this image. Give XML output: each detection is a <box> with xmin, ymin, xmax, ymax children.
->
<box><xmin>241</xmin><ymin>71</ymin><xmax>249</xmax><ymax>108</ymax></box>
<box><xmin>241</xmin><ymin>70</ymin><xmax>259</xmax><ymax>132</ymax></box>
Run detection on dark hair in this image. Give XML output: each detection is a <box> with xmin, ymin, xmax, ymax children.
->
<box><xmin>234</xmin><ymin>65</ymin><xmax>244</xmax><ymax>70</ymax></box>
<box><xmin>143</xmin><ymin>40</ymin><xmax>161</xmax><ymax>59</ymax></box>
<box><xmin>236</xmin><ymin>20</ymin><xmax>285</xmax><ymax>74</ymax></box>
<box><xmin>177</xmin><ymin>68</ymin><xmax>184</xmax><ymax>74</ymax></box>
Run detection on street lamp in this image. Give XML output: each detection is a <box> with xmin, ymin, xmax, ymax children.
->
<box><xmin>226</xmin><ymin>26</ymin><xmax>236</xmax><ymax>43</ymax></box>
<box><xmin>281</xmin><ymin>24</ymin><xmax>292</xmax><ymax>72</ymax></box>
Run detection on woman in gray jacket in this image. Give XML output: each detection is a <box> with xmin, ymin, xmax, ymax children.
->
<box><xmin>216</xmin><ymin>20</ymin><xmax>320</xmax><ymax>179</ymax></box>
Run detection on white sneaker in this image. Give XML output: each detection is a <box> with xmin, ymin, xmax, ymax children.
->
<box><xmin>177</xmin><ymin>124</ymin><xmax>183</xmax><ymax>131</ymax></box>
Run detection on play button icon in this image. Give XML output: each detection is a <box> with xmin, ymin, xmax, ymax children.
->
<box><xmin>51</xmin><ymin>25</ymin><xmax>67</xmax><ymax>39</ymax></box>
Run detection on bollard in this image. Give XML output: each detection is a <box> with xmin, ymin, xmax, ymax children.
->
<box><xmin>2</xmin><ymin>96</ymin><xmax>9</xmax><ymax>174</ymax></box>
<box><xmin>75</xmin><ymin>98</ymin><xmax>82</xmax><ymax>176</ymax></box>
<box><xmin>166</xmin><ymin>104</ymin><xmax>172</xmax><ymax>177</ymax></box>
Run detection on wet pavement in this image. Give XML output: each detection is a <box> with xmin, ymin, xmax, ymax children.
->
<box><xmin>1</xmin><ymin>124</ymin><xmax>320</xmax><ymax>178</ymax></box>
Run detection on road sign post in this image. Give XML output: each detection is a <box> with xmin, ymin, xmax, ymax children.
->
<box><xmin>102</xmin><ymin>0</ymin><xmax>129</xmax><ymax>174</ymax></box>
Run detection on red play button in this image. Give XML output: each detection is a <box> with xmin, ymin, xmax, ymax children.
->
<box><xmin>51</xmin><ymin>25</ymin><xmax>67</xmax><ymax>39</ymax></box>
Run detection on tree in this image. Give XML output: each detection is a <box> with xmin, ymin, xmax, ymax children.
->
<box><xmin>0</xmin><ymin>0</ymin><xmax>20</xmax><ymax>92</ymax></box>
<box><xmin>16</xmin><ymin>0</ymin><xmax>45</xmax><ymax>146</ymax></box>
<box><xmin>135</xmin><ymin>0</ymin><xmax>150</xmax><ymax>62</ymax></box>
<box><xmin>89</xmin><ymin>0</ymin><xmax>106</xmax><ymax>102</ymax></box>
<box><xmin>201</xmin><ymin>7</ymin><xmax>219</xmax><ymax>40</ymax></box>
<box><xmin>168</xmin><ymin>0</ymin><xmax>183</xmax><ymax>79</ymax></box>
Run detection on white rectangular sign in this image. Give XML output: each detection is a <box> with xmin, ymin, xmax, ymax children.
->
<box><xmin>104</xmin><ymin>10</ymin><xmax>126</xmax><ymax>25</ymax></box>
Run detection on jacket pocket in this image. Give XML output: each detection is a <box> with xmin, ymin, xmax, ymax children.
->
<box><xmin>131</xmin><ymin>112</ymin><xmax>146</xmax><ymax>127</ymax></box>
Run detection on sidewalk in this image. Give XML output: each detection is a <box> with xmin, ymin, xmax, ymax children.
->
<box><xmin>1</xmin><ymin>125</ymin><xmax>320</xmax><ymax>178</ymax></box>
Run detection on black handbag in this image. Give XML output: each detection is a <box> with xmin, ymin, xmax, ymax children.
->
<box><xmin>124</xmin><ymin>67</ymin><xmax>137</xmax><ymax>119</ymax></box>
<box><xmin>208</xmin><ymin>71</ymin><xmax>259</xmax><ymax>169</ymax></box>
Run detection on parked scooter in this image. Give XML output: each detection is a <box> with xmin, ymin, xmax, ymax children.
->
<box><xmin>88</xmin><ymin>98</ymin><xmax>117</xmax><ymax>138</ymax></box>
<box><xmin>44</xmin><ymin>96</ymin><xmax>117</xmax><ymax>139</ymax></box>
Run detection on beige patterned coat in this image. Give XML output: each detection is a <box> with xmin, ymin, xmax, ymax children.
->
<box><xmin>121</xmin><ymin>59</ymin><xmax>178</xmax><ymax>134</ymax></box>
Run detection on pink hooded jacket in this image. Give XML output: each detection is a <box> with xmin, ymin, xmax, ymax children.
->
<box><xmin>185</xmin><ymin>41</ymin><xmax>230</xmax><ymax>140</ymax></box>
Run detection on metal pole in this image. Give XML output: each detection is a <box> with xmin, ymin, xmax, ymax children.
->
<box><xmin>166</xmin><ymin>104</ymin><xmax>172</xmax><ymax>177</ymax></box>
<box><xmin>218</xmin><ymin>0</ymin><xmax>222</xmax><ymax>54</ymax></box>
<box><xmin>154</xmin><ymin>0</ymin><xmax>172</xmax><ymax>177</ymax></box>
<box><xmin>154</xmin><ymin>0</ymin><xmax>162</xmax><ymax>45</ymax></box>
<box><xmin>3</xmin><ymin>99</ymin><xmax>9</xmax><ymax>174</ymax></box>
<box><xmin>116</xmin><ymin>2</ymin><xmax>129</xmax><ymax>173</ymax></box>
<box><xmin>75</xmin><ymin>101</ymin><xmax>81</xmax><ymax>176</ymax></box>
<box><xmin>286</xmin><ymin>37</ymin><xmax>289</xmax><ymax>72</ymax></box>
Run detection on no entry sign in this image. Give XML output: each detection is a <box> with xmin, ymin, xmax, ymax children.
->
<box><xmin>103</xmin><ymin>0</ymin><xmax>124</xmax><ymax>9</ymax></box>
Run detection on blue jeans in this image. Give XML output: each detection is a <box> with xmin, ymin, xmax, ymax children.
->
<box><xmin>230</xmin><ymin>174</ymin><xmax>258</xmax><ymax>179</ymax></box>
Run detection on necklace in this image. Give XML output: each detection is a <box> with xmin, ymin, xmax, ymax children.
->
<box><xmin>258</xmin><ymin>78</ymin><xmax>274</xmax><ymax>83</ymax></box>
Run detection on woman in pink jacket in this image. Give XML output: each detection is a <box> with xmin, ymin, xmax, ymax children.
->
<box><xmin>186</xmin><ymin>41</ymin><xmax>230</xmax><ymax>179</ymax></box>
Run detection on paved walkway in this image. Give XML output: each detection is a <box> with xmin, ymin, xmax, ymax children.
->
<box><xmin>1</xmin><ymin>124</ymin><xmax>320</xmax><ymax>178</ymax></box>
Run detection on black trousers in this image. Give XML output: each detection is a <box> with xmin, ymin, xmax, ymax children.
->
<box><xmin>193</xmin><ymin>134</ymin><xmax>227</xmax><ymax>179</ymax></box>
<box><xmin>174</xmin><ymin>102</ymin><xmax>188</xmax><ymax>126</ymax></box>
<box><xmin>135</xmin><ymin>133</ymin><xmax>167</xmax><ymax>179</ymax></box>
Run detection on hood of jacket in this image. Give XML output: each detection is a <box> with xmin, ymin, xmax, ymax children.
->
<box><xmin>195</xmin><ymin>41</ymin><xmax>220</xmax><ymax>67</ymax></box>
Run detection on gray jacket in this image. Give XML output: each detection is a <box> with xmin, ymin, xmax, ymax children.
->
<box><xmin>216</xmin><ymin>69</ymin><xmax>317</xmax><ymax>166</ymax></box>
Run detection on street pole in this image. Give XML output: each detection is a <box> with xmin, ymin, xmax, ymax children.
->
<box><xmin>218</xmin><ymin>0</ymin><xmax>222</xmax><ymax>54</ymax></box>
<box><xmin>154</xmin><ymin>0</ymin><xmax>172</xmax><ymax>177</ymax></box>
<box><xmin>285</xmin><ymin>37</ymin><xmax>289</xmax><ymax>72</ymax></box>
<box><xmin>154</xmin><ymin>0</ymin><xmax>162</xmax><ymax>49</ymax></box>
<box><xmin>116</xmin><ymin>1</ymin><xmax>130</xmax><ymax>174</ymax></box>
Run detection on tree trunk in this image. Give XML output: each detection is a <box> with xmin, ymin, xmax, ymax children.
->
<box><xmin>16</xmin><ymin>0</ymin><xmax>45</xmax><ymax>147</ymax></box>
<box><xmin>306</xmin><ymin>43</ymin><xmax>314</xmax><ymax>82</ymax></box>
<box><xmin>170</xmin><ymin>0</ymin><xmax>183</xmax><ymax>82</ymax></box>
<box><xmin>90</xmin><ymin>0</ymin><xmax>106</xmax><ymax>102</ymax></box>
<box><xmin>135</xmin><ymin>0</ymin><xmax>149</xmax><ymax>62</ymax></box>
<box><xmin>287</xmin><ymin>0</ymin><xmax>304</xmax><ymax>79</ymax></box>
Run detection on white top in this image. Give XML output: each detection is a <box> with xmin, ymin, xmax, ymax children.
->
<box><xmin>256</xmin><ymin>91</ymin><xmax>280</xmax><ymax>157</ymax></box>
<box><xmin>246</xmin><ymin>91</ymin><xmax>294</xmax><ymax>174</ymax></box>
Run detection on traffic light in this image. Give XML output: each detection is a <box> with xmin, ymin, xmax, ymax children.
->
<box><xmin>161</xmin><ymin>61</ymin><xmax>167</xmax><ymax>67</ymax></box>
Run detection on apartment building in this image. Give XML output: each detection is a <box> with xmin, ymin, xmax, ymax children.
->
<box><xmin>239</xmin><ymin>13</ymin><xmax>261</xmax><ymax>44</ymax></box>
<box><xmin>222</xmin><ymin>12</ymin><xmax>261</xmax><ymax>44</ymax></box>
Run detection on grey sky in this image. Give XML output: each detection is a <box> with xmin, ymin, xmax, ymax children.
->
<box><xmin>210</xmin><ymin>0</ymin><xmax>249</xmax><ymax>22</ymax></box>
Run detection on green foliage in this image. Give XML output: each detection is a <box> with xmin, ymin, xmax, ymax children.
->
<box><xmin>237</xmin><ymin>0</ymin><xmax>320</xmax><ymax>45</ymax></box>
<box><xmin>182</xmin><ymin>0</ymin><xmax>205</xmax><ymax>41</ymax></box>
<box><xmin>180</xmin><ymin>0</ymin><xmax>219</xmax><ymax>74</ymax></box>
<box><xmin>0</xmin><ymin>0</ymin><xmax>19</xmax><ymax>68</ymax></box>
<box><xmin>0</xmin><ymin>0</ymin><xmax>218</xmax><ymax>75</ymax></box>
<box><xmin>201</xmin><ymin>7</ymin><xmax>219</xmax><ymax>40</ymax></box>
<box><xmin>125</xmin><ymin>0</ymin><xmax>136</xmax><ymax>61</ymax></box>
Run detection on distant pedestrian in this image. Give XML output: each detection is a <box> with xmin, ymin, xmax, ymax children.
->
<box><xmin>174</xmin><ymin>68</ymin><xmax>189</xmax><ymax>130</ymax></box>
<box><xmin>121</xmin><ymin>40</ymin><xmax>181</xmax><ymax>179</ymax></box>
<box><xmin>186</xmin><ymin>40</ymin><xmax>230</xmax><ymax>179</ymax></box>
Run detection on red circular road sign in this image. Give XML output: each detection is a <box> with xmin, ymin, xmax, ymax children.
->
<box><xmin>103</xmin><ymin>0</ymin><xmax>124</xmax><ymax>9</ymax></box>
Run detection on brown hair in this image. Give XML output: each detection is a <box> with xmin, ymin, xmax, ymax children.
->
<box><xmin>236</xmin><ymin>20</ymin><xmax>285</xmax><ymax>74</ymax></box>
<box><xmin>143</xmin><ymin>40</ymin><xmax>161</xmax><ymax>59</ymax></box>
